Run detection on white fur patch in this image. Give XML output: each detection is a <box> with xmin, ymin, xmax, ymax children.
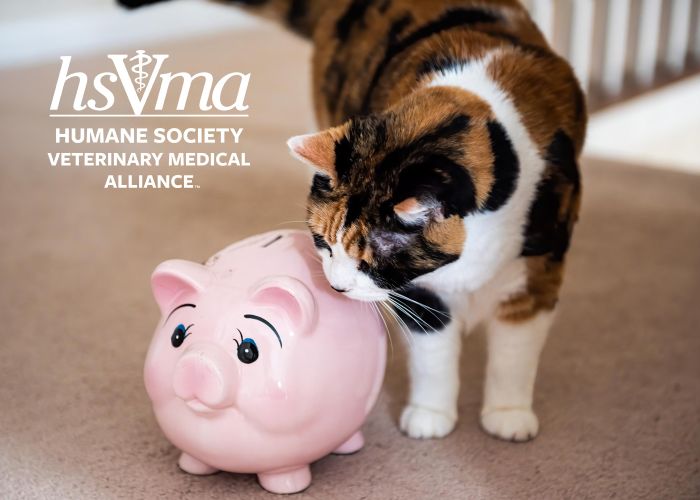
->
<box><xmin>480</xmin><ymin>310</ymin><xmax>554</xmax><ymax>441</ymax></box>
<box><xmin>320</xmin><ymin>226</ymin><xmax>388</xmax><ymax>302</ymax></box>
<box><xmin>400</xmin><ymin>319</ymin><xmax>462</xmax><ymax>439</ymax></box>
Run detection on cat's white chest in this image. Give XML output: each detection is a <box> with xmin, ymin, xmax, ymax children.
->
<box><xmin>417</xmin><ymin>253</ymin><xmax>528</xmax><ymax>331</ymax></box>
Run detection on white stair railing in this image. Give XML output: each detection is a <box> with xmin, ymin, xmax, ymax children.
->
<box><xmin>521</xmin><ymin>0</ymin><xmax>700</xmax><ymax>109</ymax></box>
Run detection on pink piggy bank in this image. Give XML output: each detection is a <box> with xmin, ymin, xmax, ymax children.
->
<box><xmin>144</xmin><ymin>229</ymin><xmax>386</xmax><ymax>494</ymax></box>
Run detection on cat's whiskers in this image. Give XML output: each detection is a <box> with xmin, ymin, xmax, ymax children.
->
<box><xmin>274</xmin><ymin>220</ymin><xmax>309</xmax><ymax>226</ymax></box>
<box><xmin>388</xmin><ymin>290</ymin><xmax>451</xmax><ymax>319</ymax></box>
<box><xmin>389</xmin><ymin>297</ymin><xmax>432</xmax><ymax>333</ymax></box>
<box><xmin>379</xmin><ymin>301</ymin><xmax>414</xmax><ymax>349</ymax></box>
<box><xmin>381</xmin><ymin>303</ymin><xmax>413</xmax><ymax>348</ymax></box>
<box><xmin>387</xmin><ymin>297</ymin><xmax>432</xmax><ymax>335</ymax></box>
<box><xmin>378</xmin><ymin>302</ymin><xmax>405</xmax><ymax>346</ymax></box>
<box><xmin>371</xmin><ymin>301</ymin><xmax>395</xmax><ymax>360</ymax></box>
<box><xmin>389</xmin><ymin>294</ymin><xmax>447</xmax><ymax>331</ymax></box>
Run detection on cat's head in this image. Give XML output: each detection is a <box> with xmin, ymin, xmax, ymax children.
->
<box><xmin>288</xmin><ymin>87</ymin><xmax>506</xmax><ymax>301</ymax></box>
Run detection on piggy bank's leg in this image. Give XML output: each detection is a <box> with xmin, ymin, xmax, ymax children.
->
<box><xmin>258</xmin><ymin>465</ymin><xmax>312</xmax><ymax>494</ymax></box>
<box><xmin>332</xmin><ymin>430</ymin><xmax>364</xmax><ymax>455</ymax></box>
<box><xmin>178</xmin><ymin>452</ymin><xmax>219</xmax><ymax>475</ymax></box>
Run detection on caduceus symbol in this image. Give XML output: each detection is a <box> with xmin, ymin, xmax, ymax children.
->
<box><xmin>129</xmin><ymin>50</ymin><xmax>152</xmax><ymax>93</ymax></box>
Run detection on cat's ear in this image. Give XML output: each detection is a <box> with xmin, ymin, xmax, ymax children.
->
<box><xmin>394</xmin><ymin>197</ymin><xmax>442</xmax><ymax>225</ymax></box>
<box><xmin>394</xmin><ymin>163</ymin><xmax>477</xmax><ymax>221</ymax></box>
<box><xmin>287</xmin><ymin>125</ymin><xmax>346</xmax><ymax>178</ymax></box>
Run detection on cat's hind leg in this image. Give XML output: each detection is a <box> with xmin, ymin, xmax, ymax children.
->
<box><xmin>480</xmin><ymin>310</ymin><xmax>554</xmax><ymax>442</ymax></box>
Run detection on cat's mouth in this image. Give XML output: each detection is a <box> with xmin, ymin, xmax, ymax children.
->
<box><xmin>319</xmin><ymin>250</ymin><xmax>391</xmax><ymax>302</ymax></box>
<box><xmin>342</xmin><ymin>288</ymin><xmax>390</xmax><ymax>302</ymax></box>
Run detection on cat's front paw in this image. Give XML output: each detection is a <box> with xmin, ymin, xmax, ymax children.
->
<box><xmin>400</xmin><ymin>405</ymin><xmax>456</xmax><ymax>439</ymax></box>
<box><xmin>480</xmin><ymin>408</ymin><xmax>539</xmax><ymax>442</ymax></box>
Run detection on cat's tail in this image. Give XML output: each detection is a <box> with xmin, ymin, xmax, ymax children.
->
<box><xmin>117</xmin><ymin>0</ymin><xmax>331</xmax><ymax>38</ymax></box>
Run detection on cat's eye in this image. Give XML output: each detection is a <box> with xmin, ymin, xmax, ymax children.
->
<box><xmin>237</xmin><ymin>338</ymin><xmax>259</xmax><ymax>364</ymax></box>
<box><xmin>171</xmin><ymin>323</ymin><xmax>191</xmax><ymax>348</ymax></box>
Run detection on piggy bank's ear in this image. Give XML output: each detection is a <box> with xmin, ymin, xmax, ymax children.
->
<box><xmin>151</xmin><ymin>260</ymin><xmax>211</xmax><ymax>315</ymax></box>
<box><xmin>250</xmin><ymin>276</ymin><xmax>317</xmax><ymax>334</ymax></box>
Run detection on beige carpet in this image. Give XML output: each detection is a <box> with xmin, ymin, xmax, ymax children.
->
<box><xmin>1</xmin><ymin>28</ymin><xmax>699</xmax><ymax>499</ymax></box>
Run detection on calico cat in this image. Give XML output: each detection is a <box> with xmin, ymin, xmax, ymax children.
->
<box><xmin>122</xmin><ymin>0</ymin><xmax>586</xmax><ymax>441</ymax></box>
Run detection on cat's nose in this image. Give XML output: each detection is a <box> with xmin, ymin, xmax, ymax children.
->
<box><xmin>328</xmin><ymin>262</ymin><xmax>356</xmax><ymax>292</ymax></box>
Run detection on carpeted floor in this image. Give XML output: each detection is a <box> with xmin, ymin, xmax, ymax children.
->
<box><xmin>1</xmin><ymin>27</ymin><xmax>699</xmax><ymax>499</ymax></box>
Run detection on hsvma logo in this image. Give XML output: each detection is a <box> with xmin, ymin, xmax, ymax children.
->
<box><xmin>50</xmin><ymin>50</ymin><xmax>250</xmax><ymax>115</ymax></box>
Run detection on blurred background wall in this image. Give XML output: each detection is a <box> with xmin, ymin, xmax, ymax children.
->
<box><xmin>523</xmin><ymin>0</ymin><xmax>700</xmax><ymax>173</ymax></box>
<box><xmin>1</xmin><ymin>0</ymin><xmax>699</xmax><ymax>171</ymax></box>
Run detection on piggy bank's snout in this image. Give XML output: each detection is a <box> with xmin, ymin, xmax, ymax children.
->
<box><xmin>173</xmin><ymin>343</ymin><xmax>237</xmax><ymax>411</ymax></box>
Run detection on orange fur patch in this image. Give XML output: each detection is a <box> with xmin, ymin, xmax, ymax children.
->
<box><xmin>424</xmin><ymin>215</ymin><xmax>466</xmax><ymax>255</ymax></box>
<box><xmin>498</xmin><ymin>256</ymin><xmax>564</xmax><ymax>322</ymax></box>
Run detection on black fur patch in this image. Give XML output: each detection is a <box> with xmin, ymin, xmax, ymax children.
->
<box><xmin>368</xmin><ymin>233</ymin><xmax>459</xmax><ymax>289</ymax></box>
<box><xmin>417</xmin><ymin>56</ymin><xmax>465</xmax><ymax>79</ymax></box>
<box><xmin>521</xmin><ymin>130</ymin><xmax>580</xmax><ymax>261</ymax></box>
<box><xmin>373</xmin><ymin>119</ymin><xmax>388</xmax><ymax>148</ymax></box>
<box><xmin>394</xmin><ymin>154</ymin><xmax>477</xmax><ymax>218</ymax></box>
<box><xmin>481</xmin><ymin>30</ymin><xmax>553</xmax><ymax>58</ymax></box>
<box><xmin>310</xmin><ymin>173</ymin><xmax>332</xmax><ymax>199</ymax></box>
<box><xmin>355</xmin><ymin>12</ymin><xmax>414</xmax><ymax>113</ymax></box>
<box><xmin>357</xmin><ymin>234</ymin><xmax>367</xmax><ymax>253</ymax></box>
<box><xmin>377</xmin><ymin>0</ymin><xmax>391</xmax><ymax>13</ymax></box>
<box><xmin>573</xmin><ymin>84</ymin><xmax>587</xmax><ymax>125</ymax></box>
<box><xmin>336</xmin><ymin>0</ymin><xmax>373</xmax><ymax>41</ymax></box>
<box><xmin>334</xmin><ymin>115</ymin><xmax>387</xmax><ymax>184</ymax></box>
<box><xmin>548</xmin><ymin>130</ymin><xmax>580</xmax><ymax>184</ymax></box>
<box><xmin>219</xmin><ymin>0</ymin><xmax>270</xmax><ymax>6</ymax></box>
<box><xmin>344</xmin><ymin>191</ymin><xmax>370</xmax><ymax>227</ymax></box>
<box><xmin>324</xmin><ymin>4</ymin><xmax>407</xmax><ymax>117</ymax></box>
<box><xmin>521</xmin><ymin>176</ymin><xmax>558</xmax><ymax>257</ymax></box>
<box><xmin>361</xmin><ymin>8</ymin><xmax>500</xmax><ymax>113</ymax></box>
<box><xmin>287</xmin><ymin>0</ymin><xmax>308</xmax><ymax>30</ymax></box>
<box><xmin>323</xmin><ymin>61</ymin><xmax>347</xmax><ymax>117</ymax></box>
<box><xmin>482</xmin><ymin>121</ymin><xmax>519</xmax><ymax>211</ymax></box>
<box><xmin>417</xmin><ymin>32</ymin><xmax>553</xmax><ymax>80</ymax></box>
<box><xmin>414</xmin><ymin>114</ymin><xmax>471</xmax><ymax>151</ymax></box>
<box><xmin>392</xmin><ymin>285</ymin><xmax>451</xmax><ymax>332</ymax></box>
<box><xmin>374</xmin><ymin>114</ymin><xmax>471</xmax><ymax>181</ymax></box>
<box><xmin>334</xmin><ymin>135</ymin><xmax>355</xmax><ymax>184</ymax></box>
<box><xmin>311</xmin><ymin>232</ymin><xmax>331</xmax><ymax>252</ymax></box>
<box><xmin>117</xmin><ymin>0</ymin><xmax>171</xmax><ymax>8</ymax></box>
<box><xmin>333</xmin><ymin>10</ymin><xmax>410</xmax><ymax>117</ymax></box>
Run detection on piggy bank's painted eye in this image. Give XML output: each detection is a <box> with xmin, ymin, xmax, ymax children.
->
<box><xmin>237</xmin><ymin>338</ymin><xmax>259</xmax><ymax>364</ymax></box>
<box><xmin>171</xmin><ymin>323</ymin><xmax>190</xmax><ymax>348</ymax></box>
